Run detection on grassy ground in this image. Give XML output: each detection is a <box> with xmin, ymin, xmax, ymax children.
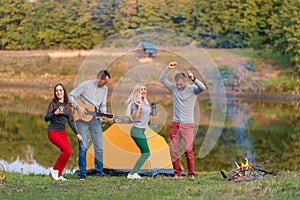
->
<box><xmin>0</xmin><ymin>171</ymin><xmax>299</xmax><ymax>200</ymax></box>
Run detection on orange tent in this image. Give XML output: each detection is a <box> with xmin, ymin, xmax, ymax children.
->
<box><xmin>84</xmin><ymin>123</ymin><xmax>181</xmax><ymax>176</ymax></box>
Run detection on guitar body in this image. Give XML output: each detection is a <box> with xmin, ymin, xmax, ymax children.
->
<box><xmin>73</xmin><ymin>98</ymin><xmax>130</xmax><ymax>123</ymax></box>
<box><xmin>73</xmin><ymin>99</ymin><xmax>96</xmax><ymax>122</ymax></box>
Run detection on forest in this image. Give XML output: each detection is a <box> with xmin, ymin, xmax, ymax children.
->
<box><xmin>0</xmin><ymin>0</ymin><xmax>299</xmax><ymax>71</ymax></box>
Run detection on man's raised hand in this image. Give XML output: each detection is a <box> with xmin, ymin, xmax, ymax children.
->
<box><xmin>187</xmin><ymin>70</ymin><xmax>194</xmax><ymax>81</ymax></box>
<box><xmin>168</xmin><ymin>61</ymin><xmax>177</xmax><ymax>69</ymax></box>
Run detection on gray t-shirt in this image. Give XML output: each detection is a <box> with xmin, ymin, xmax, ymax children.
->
<box><xmin>159</xmin><ymin>68</ymin><xmax>206</xmax><ymax>123</ymax></box>
<box><xmin>131</xmin><ymin>102</ymin><xmax>151</xmax><ymax>129</ymax></box>
<box><xmin>68</xmin><ymin>79</ymin><xmax>108</xmax><ymax>113</ymax></box>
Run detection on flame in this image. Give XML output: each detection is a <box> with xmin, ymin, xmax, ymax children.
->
<box><xmin>234</xmin><ymin>161</ymin><xmax>240</xmax><ymax>168</ymax></box>
<box><xmin>238</xmin><ymin>158</ymin><xmax>251</xmax><ymax>168</ymax></box>
<box><xmin>243</xmin><ymin>158</ymin><xmax>251</xmax><ymax>169</ymax></box>
<box><xmin>234</xmin><ymin>158</ymin><xmax>252</xmax><ymax>176</ymax></box>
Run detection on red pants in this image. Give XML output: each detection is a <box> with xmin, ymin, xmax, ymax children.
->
<box><xmin>169</xmin><ymin>122</ymin><xmax>195</xmax><ymax>176</ymax></box>
<box><xmin>48</xmin><ymin>128</ymin><xmax>72</xmax><ymax>177</ymax></box>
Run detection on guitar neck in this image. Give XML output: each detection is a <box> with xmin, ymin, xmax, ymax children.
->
<box><xmin>85</xmin><ymin>110</ymin><xmax>114</xmax><ymax>119</ymax></box>
<box><xmin>99</xmin><ymin>113</ymin><xmax>114</xmax><ymax>119</ymax></box>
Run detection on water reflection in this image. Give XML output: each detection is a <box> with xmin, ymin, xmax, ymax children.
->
<box><xmin>0</xmin><ymin>87</ymin><xmax>300</xmax><ymax>174</ymax></box>
<box><xmin>1</xmin><ymin>158</ymin><xmax>50</xmax><ymax>175</ymax></box>
<box><xmin>0</xmin><ymin>144</ymin><xmax>50</xmax><ymax>174</ymax></box>
<box><xmin>196</xmin><ymin>99</ymin><xmax>300</xmax><ymax>172</ymax></box>
<box><xmin>0</xmin><ymin>158</ymin><xmax>74</xmax><ymax>175</ymax></box>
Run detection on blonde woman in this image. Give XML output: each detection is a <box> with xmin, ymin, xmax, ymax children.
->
<box><xmin>125</xmin><ymin>84</ymin><xmax>151</xmax><ymax>179</ymax></box>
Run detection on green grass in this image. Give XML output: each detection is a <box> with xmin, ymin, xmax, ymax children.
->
<box><xmin>0</xmin><ymin>171</ymin><xmax>299</xmax><ymax>200</ymax></box>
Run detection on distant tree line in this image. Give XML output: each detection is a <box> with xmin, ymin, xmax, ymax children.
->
<box><xmin>0</xmin><ymin>0</ymin><xmax>299</xmax><ymax>70</ymax></box>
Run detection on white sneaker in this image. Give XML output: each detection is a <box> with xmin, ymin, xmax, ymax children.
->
<box><xmin>188</xmin><ymin>175</ymin><xmax>195</xmax><ymax>179</ymax></box>
<box><xmin>50</xmin><ymin>167</ymin><xmax>59</xmax><ymax>180</ymax></box>
<box><xmin>127</xmin><ymin>173</ymin><xmax>142</xmax><ymax>179</ymax></box>
<box><xmin>58</xmin><ymin>176</ymin><xmax>68</xmax><ymax>181</ymax></box>
<box><xmin>173</xmin><ymin>175</ymin><xmax>182</xmax><ymax>179</ymax></box>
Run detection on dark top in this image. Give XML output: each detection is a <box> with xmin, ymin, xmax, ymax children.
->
<box><xmin>44</xmin><ymin>102</ymin><xmax>78</xmax><ymax>135</ymax></box>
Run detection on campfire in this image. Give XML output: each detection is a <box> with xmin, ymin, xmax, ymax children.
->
<box><xmin>221</xmin><ymin>158</ymin><xmax>278</xmax><ymax>182</ymax></box>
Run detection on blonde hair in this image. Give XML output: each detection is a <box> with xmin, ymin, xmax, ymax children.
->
<box><xmin>125</xmin><ymin>84</ymin><xmax>149</xmax><ymax>117</ymax></box>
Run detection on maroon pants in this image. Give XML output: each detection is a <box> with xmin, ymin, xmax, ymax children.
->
<box><xmin>48</xmin><ymin>128</ymin><xmax>72</xmax><ymax>177</ymax></box>
<box><xmin>169</xmin><ymin>122</ymin><xmax>195</xmax><ymax>176</ymax></box>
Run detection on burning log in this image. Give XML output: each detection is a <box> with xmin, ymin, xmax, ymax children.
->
<box><xmin>220</xmin><ymin>158</ymin><xmax>278</xmax><ymax>182</ymax></box>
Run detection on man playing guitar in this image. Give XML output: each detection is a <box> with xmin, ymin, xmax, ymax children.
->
<box><xmin>68</xmin><ymin>70</ymin><xmax>111</xmax><ymax>180</ymax></box>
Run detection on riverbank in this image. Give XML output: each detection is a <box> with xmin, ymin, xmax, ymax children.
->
<box><xmin>0</xmin><ymin>49</ymin><xmax>300</xmax><ymax>101</ymax></box>
<box><xmin>0</xmin><ymin>171</ymin><xmax>299</xmax><ymax>199</ymax></box>
<box><xmin>1</xmin><ymin>81</ymin><xmax>299</xmax><ymax>102</ymax></box>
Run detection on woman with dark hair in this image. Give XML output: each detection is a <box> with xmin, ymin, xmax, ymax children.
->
<box><xmin>44</xmin><ymin>83</ymin><xmax>82</xmax><ymax>181</ymax></box>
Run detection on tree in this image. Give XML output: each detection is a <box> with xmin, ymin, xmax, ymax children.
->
<box><xmin>21</xmin><ymin>1</ymin><xmax>41</xmax><ymax>49</ymax></box>
<box><xmin>114</xmin><ymin>0</ymin><xmax>138</xmax><ymax>32</ymax></box>
<box><xmin>245</xmin><ymin>0</ymin><xmax>273</xmax><ymax>49</ymax></box>
<box><xmin>193</xmin><ymin>0</ymin><xmax>249</xmax><ymax>48</ymax></box>
<box><xmin>30</xmin><ymin>0</ymin><xmax>65</xmax><ymax>49</ymax></box>
<box><xmin>267</xmin><ymin>0</ymin><xmax>300</xmax><ymax>71</ymax></box>
<box><xmin>0</xmin><ymin>0</ymin><xmax>27</xmax><ymax>50</ymax></box>
<box><xmin>62</xmin><ymin>0</ymin><xmax>94</xmax><ymax>49</ymax></box>
<box><xmin>132</xmin><ymin>0</ymin><xmax>172</xmax><ymax>29</ymax></box>
<box><xmin>92</xmin><ymin>0</ymin><xmax>119</xmax><ymax>42</ymax></box>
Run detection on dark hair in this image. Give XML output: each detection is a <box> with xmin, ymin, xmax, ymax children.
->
<box><xmin>174</xmin><ymin>72</ymin><xmax>186</xmax><ymax>81</ymax></box>
<box><xmin>96</xmin><ymin>70</ymin><xmax>111</xmax><ymax>80</ymax></box>
<box><xmin>48</xmin><ymin>83</ymin><xmax>74</xmax><ymax>120</ymax></box>
<box><xmin>52</xmin><ymin>83</ymin><xmax>69</xmax><ymax>103</ymax></box>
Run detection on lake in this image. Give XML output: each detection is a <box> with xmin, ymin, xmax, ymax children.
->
<box><xmin>0</xmin><ymin>86</ymin><xmax>299</xmax><ymax>175</ymax></box>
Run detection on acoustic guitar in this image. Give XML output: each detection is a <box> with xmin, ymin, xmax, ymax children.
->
<box><xmin>73</xmin><ymin>99</ymin><xmax>130</xmax><ymax>123</ymax></box>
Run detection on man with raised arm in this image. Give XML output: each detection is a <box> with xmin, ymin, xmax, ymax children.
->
<box><xmin>159</xmin><ymin>61</ymin><xmax>206</xmax><ymax>179</ymax></box>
